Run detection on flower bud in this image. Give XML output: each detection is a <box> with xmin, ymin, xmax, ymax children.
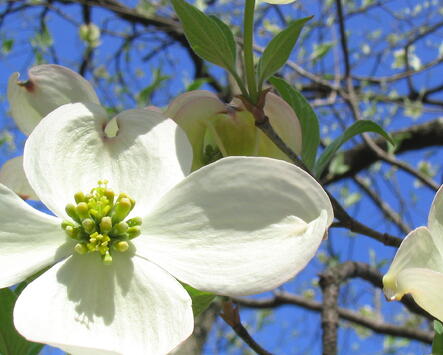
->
<box><xmin>114</xmin><ymin>241</ymin><xmax>129</xmax><ymax>253</ymax></box>
<box><xmin>166</xmin><ymin>90</ymin><xmax>302</xmax><ymax>170</ymax></box>
<box><xmin>100</xmin><ymin>216</ymin><xmax>113</xmax><ymax>234</ymax></box>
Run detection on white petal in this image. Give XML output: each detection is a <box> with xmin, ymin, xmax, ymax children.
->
<box><xmin>165</xmin><ymin>90</ymin><xmax>223</xmax><ymax>118</ymax></box>
<box><xmin>263</xmin><ymin>92</ymin><xmax>302</xmax><ymax>155</ymax></box>
<box><xmin>8</xmin><ymin>64</ymin><xmax>99</xmax><ymax>135</ymax></box>
<box><xmin>135</xmin><ymin>156</ymin><xmax>333</xmax><ymax>296</ymax></box>
<box><xmin>0</xmin><ymin>184</ymin><xmax>73</xmax><ymax>288</ymax></box>
<box><xmin>0</xmin><ymin>156</ymin><xmax>38</xmax><ymax>200</ymax></box>
<box><xmin>383</xmin><ymin>226</ymin><xmax>443</xmax><ymax>297</ymax></box>
<box><xmin>14</xmin><ymin>253</ymin><xmax>193</xmax><ymax>355</ymax></box>
<box><xmin>166</xmin><ymin>90</ymin><xmax>226</xmax><ymax>171</ymax></box>
<box><xmin>24</xmin><ymin>103</ymin><xmax>192</xmax><ymax>219</ymax></box>
<box><xmin>427</xmin><ymin>185</ymin><xmax>443</xmax><ymax>253</ymax></box>
<box><xmin>230</xmin><ymin>93</ymin><xmax>302</xmax><ymax>161</ymax></box>
<box><xmin>392</xmin><ymin>268</ymin><xmax>443</xmax><ymax>322</ymax></box>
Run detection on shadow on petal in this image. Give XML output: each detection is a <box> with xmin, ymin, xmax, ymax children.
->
<box><xmin>56</xmin><ymin>248</ymin><xmax>134</xmax><ymax>328</ymax></box>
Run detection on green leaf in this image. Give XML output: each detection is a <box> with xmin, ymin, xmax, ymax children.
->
<box><xmin>181</xmin><ymin>284</ymin><xmax>215</xmax><ymax>317</ymax></box>
<box><xmin>257</xmin><ymin>17</ymin><xmax>311</xmax><ymax>89</ymax></box>
<box><xmin>311</xmin><ymin>42</ymin><xmax>335</xmax><ymax>63</ymax></box>
<box><xmin>328</xmin><ymin>153</ymin><xmax>350</xmax><ymax>176</ymax></box>
<box><xmin>137</xmin><ymin>69</ymin><xmax>170</xmax><ymax>105</ymax></box>
<box><xmin>1</xmin><ymin>39</ymin><xmax>13</xmax><ymax>54</ymax></box>
<box><xmin>172</xmin><ymin>0</ymin><xmax>236</xmax><ymax>72</ymax></box>
<box><xmin>435</xmin><ymin>320</ymin><xmax>443</xmax><ymax>335</ymax></box>
<box><xmin>186</xmin><ymin>78</ymin><xmax>210</xmax><ymax>91</ymax></box>
<box><xmin>314</xmin><ymin>120</ymin><xmax>395</xmax><ymax>177</ymax></box>
<box><xmin>270</xmin><ymin>76</ymin><xmax>320</xmax><ymax>170</ymax></box>
<box><xmin>31</xmin><ymin>23</ymin><xmax>53</xmax><ymax>50</ymax></box>
<box><xmin>344</xmin><ymin>192</ymin><xmax>361</xmax><ymax>207</ymax></box>
<box><xmin>0</xmin><ymin>288</ymin><xmax>44</xmax><ymax>355</ymax></box>
<box><xmin>209</xmin><ymin>15</ymin><xmax>237</xmax><ymax>59</ymax></box>
<box><xmin>433</xmin><ymin>321</ymin><xmax>443</xmax><ymax>355</ymax></box>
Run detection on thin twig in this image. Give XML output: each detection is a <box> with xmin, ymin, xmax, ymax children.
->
<box><xmin>220</xmin><ymin>301</ymin><xmax>273</xmax><ymax>355</ymax></box>
<box><xmin>335</xmin><ymin>0</ymin><xmax>440</xmax><ymax>192</ymax></box>
<box><xmin>353</xmin><ymin>176</ymin><xmax>411</xmax><ymax>234</ymax></box>
<box><xmin>233</xmin><ymin>292</ymin><xmax>433</xmax><ymax>344</ymax></box>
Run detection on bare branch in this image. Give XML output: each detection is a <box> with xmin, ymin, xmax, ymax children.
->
<box><xmin>353</xmin><ymin>176</ymin><xmax>411</xmax><ymax>234</ymax></box>
<box><xmin>318</xmin><ymin>261</ymin><xmax>435</xmax><ymax>354</ymax></box>
<box><xmin>221</xmin><ymin>301</ymin><xmax>273</xmax><ymax>355</ymax></box>
<box><xmin>233</xmin><ymin>292</ymin><xmax>433</xmax><ymax>344</ymax></box>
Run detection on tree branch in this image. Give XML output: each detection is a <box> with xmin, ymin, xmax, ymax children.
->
<box><xmin>233</xmin><ymin>292</ymin><xmax>433</xmax><ymax>344</ymax></box>
<box><xmin>323</xmin><ymin>118</ymin><xmax>443</xmax><ymax>185</ymax></box>
<box><xmin>221</xmin><ymin>301</ymin><xmax>273</xmax><ymax>355</ymax></box>
<box><xmin>353</xmin><ymin>176</ymin><xmax>411</xmax><ymax>234</ymax></box>
<box><xmin>318</xmin><ymin>261</ymin><xmax>434</xmax><ymax>354</ymax></box>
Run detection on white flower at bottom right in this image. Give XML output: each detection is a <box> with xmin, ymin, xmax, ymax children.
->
<box><xmin>383</xmin><ymin>186</ymin><xmax>443</xmax><ymax>321</ymax></box>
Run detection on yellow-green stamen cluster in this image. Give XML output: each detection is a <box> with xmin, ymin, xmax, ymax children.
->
<box><xmin>61</xmin><ymin>180</ymin><xmax>142</xmax><ymax>264</ymax></box>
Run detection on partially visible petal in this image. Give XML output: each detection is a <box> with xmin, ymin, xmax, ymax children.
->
<box><xmin>166</xmin><ymin>90</ymin><xmax>226</xmax><ymax>170</ymax></box>
<box><xmin>168</xmin><ymin>91</ymin><xmax>303</xmax><ymax>170</ymax></box>
<box><xmin>8</xmin><ymin>64</ymin><xmax>99</xmax><ymax>135</ymax></box>
<box><xmin>136</xmin><ymin>157</ymin><xmax>333</xmax><ymax>296</ymax></box>
<box><xmin>263</xmin><ymin>92</ymin><xmax>302</xmax><ymax>155</ymax></box>
<box><xmin>0</xmin><ymin>184</ymin><xmax>73</xmax><ymax>288</ymax></box>
<box><xmin>165</xmin><ymin>90</ymin><xmax>223</xmax><ymax>118</ymax></box>
<box><xmin>389</xmin><ymin>268</ymin><xmax>443</xmax><ymax>322</ymax></box>
<box><xmin>427</xmin><ymin>185</ymin><xmax>443</xmax><ymax>254</ymax></box>
<box><xmin>231</xmin><ymin>92</ymin><xmax>302</xmax><ymax>161</ymax></box>
<box><xmin>14</xmin><ymin>253</ymin><xmax>193</xmax><ymax>355</ymax></box>
<box><xmin>383</xmin><ymin>226</ymin><xmax>443</xmax><ymax>300</ymax></box>
<box><xmin>0</xmin><ymin>156</ymin><xmax>38</xmax><ymax>200</ymax></box>
<box><xmin>212</xmin><ymin>111</ymin><xmax>257</xmax><ymax>157</ymax></box>
<box><xmin>24</xmin><ymin>103</ymin><xmax>192</xmax><ymax>219</ymax></box>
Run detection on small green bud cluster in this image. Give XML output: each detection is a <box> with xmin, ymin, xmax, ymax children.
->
<box><xmin>61</xmin><ymin>180</ymin><xmax>142</xmax><ymax>265</ymax></box>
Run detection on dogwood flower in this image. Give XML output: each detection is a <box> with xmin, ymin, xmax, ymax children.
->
<box><xmin>383</xmin><ymin>186</ymin><xmax>443</xmax><ymax>321</ymax></box>
<box><xmin>0</xmin><ymin>101</ymin><xmax>334</xmax><ymax>354</ymax></box>
<box><xmin>165</xmin><ymin>90</ymin><xmax>302</xmax><ymax>170</ymax></box>
<box><xmin>0</xmin><ymin>64</ymin><xmax>99</xmax><ymax>199</ymax></box>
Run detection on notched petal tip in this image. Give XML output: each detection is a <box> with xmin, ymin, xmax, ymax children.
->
<box><xmin>17</xmin><ymin>81</ymin><xmax>35</xmax><ymax>93</ymax></box>
<box><xmin>322</xmin><ymin>230</ymin><xmax>329</xmax><ymax>241</ymax></box>
<box><xmin>8</xmin><ymin>65</ymin><xmax>101</xmax><ymax>136</ymax></box>
<box><xmin>382</xmin><ymin>273</ymin><xmax>404</xmax><ymax>302</ymax></box>
<box><xmin>8</xmin><ymin>72</ymin><xmax>21</xmax><ymax>88</ymax></box>
<box><xmin>383</xmin><ymin>287</ymin><xmax>403</xmax><ymax>302</ymax></box>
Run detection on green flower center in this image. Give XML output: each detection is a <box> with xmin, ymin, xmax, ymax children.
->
<box><xmin>61</xmin><ymin>180</ymin><xmax>142</xmax><ymax>265</ymax></box>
